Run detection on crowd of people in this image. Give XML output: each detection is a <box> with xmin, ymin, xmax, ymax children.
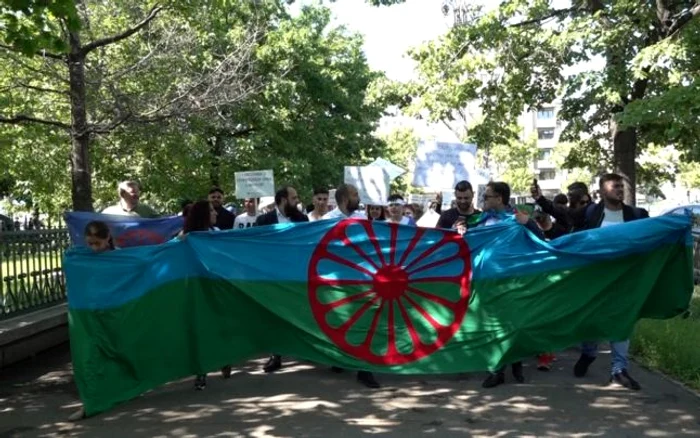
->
<box><xmin>74</xmin><ymin>173</ymin><xmax>647</xmax><ymax>420</ymax></box>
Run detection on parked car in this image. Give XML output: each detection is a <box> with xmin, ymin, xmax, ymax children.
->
<box><xmin>661</xmin><ymin>204</ymin><xmax>700</xmax><ymax>232</ymax></box>
<box><xmin>663</xmin><ymin>205</ymin><xmax>700</xmax><ymax>284</ymax></box>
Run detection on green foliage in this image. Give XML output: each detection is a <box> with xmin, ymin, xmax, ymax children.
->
<box><xmin>0</xmin><ymin>0</ymin><xmax>80</xmax><ymax>54</ymax></box>
<box><xmin>550</xmin><ymin>142</ymin><xmax>596</xmax><ymax>190</ymax></box>
<box><xmin>400</xmin><ymin>1</ymin><xmax>700</xmax><ymax>198</ymax></box>
<box><xmin>483</xmin><ymin>127</ymin><xmax>538</xmax><ymax>194</ymax></box>
<box><xmin>0</xmin><ymin>1</ymin><xmax>384</xmax><ymax>214</ymax></box>
<box><xmin>377</xmin><ymin>127</ymin><xmax>419</xmax><ymax>194</ymax></box>
<box><xmin>631</xmin><ymin>291</ymin><xmax>700</xmax><ymax>392</ymax></box>
<box><xmin>678</xmin><ymin>162</ymin><xmax>700</xmax><ymax>190</ymax></box>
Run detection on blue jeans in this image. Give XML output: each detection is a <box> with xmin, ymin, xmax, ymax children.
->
<box><xmin>581</xmin><ymin>340</ymin><xmax>629</xmax><ymax>375</ymax></box>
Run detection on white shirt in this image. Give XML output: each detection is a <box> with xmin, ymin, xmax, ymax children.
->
<box><xmin>386</xmin><ymin>216</ymin><xmax>413</xmax><ymax>226</ymax></box>
<box><xmin>276</xmin><ymin>207</ymin><xmax>291</xmax><ymax>224</ymax></box>
<box><xmin>601</xmin><ymin>208</ymin><xmax>624</xmax><ymax>228</ymax></box>
<box><xmin>322</xmin><ymin>208</ymin><xmax>367</xmax><ymax>220</ymax></box>
<box><xmin>234</xmin><ymin>213</ymin><xmax>257</xmax><ymax>229</ymax></box>
<box><xmin>307</xmin><ymin>211</ymin><xmax>326</xmax><ymax>222</ymax></box>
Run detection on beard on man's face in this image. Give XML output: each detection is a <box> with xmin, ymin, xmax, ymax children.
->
<box><xmin>347</xmin><ymin>199</ymin><xmax>360</xmax><ymax>213</ymax></box>
<box><xmin>283</xmin><ymin>201</ymin><xmax>298</xmax><ymax>217</ymax></box>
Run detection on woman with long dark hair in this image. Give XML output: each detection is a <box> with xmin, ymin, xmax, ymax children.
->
<box><xmin>179</xmin><ymin>200</ymin><xmax>232</xmax><ymax>389</ymax></box>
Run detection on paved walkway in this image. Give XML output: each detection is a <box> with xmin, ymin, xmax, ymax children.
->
<box><xmin>1</xmin><ymin>344</ymin><xmax>699</xmax><ymax>438</ymax></box>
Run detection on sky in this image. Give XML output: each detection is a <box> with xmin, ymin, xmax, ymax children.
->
<box><xmin>292</xmin><ymin>0</ymin><xmax>456</xmax><ymax>81</ymax></box>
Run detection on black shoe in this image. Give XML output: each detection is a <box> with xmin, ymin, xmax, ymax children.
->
<box><xmin>194</xmin><ymin>374</ymin><xmax>206</xmax><ymax>390</ymax></box>
<box><xmin>221</xmin><ymin>365</ymin><xmax>232</xmax><ymax>379</ymax></box>
<box><xmin>482</xmin><ymin>372</ymin><xmax>505</xmax><ymax>388</ymax></box>
<box><xmin>330</xmin><ymin>366</ymin><xmax>344</xmax><ymax>373</ymax></box>
<box><xmin>512</xmin><ymin>362</ymin><xmax>525</xmax><ymax>383</ymax></box>
<box><xmin>574</xmin><ymin>354</ymin><xmax>596</xmax><ymax>378</ymax></box>
<box><xmin>611</xmin><ymin>369</ymin><xmax>641</xmax><ymax>390</ymax></box>
<box><xmin>263</xmin><ymin>355</ymin><xmax>282</xmax><ymax>373</ymax></box>
<box><xmin>357</xmin><ymin>371</ymin><xmax>380</xmax><ymax>389</ymax></box>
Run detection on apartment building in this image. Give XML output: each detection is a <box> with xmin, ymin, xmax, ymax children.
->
<box><xmin>519</xmin><ymin>103</ymin><xmax>567</xmax><ymax>197</ymax></box>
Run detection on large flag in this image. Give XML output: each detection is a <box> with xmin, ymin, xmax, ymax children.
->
<box><xmin>64</xmin><ymin>212</ymin><xmax>184</xmax><ymax>248</ymax></box>
<box><xmin>64</xmin><ymin>215</ymin><xmax>694</xmax><ymax>416</ymax></box>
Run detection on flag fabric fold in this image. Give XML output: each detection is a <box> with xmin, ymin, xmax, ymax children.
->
<box><xmin>64</xmin><ymin>215</ymin><xmax>694</xmax><ymax>416</ymax></box>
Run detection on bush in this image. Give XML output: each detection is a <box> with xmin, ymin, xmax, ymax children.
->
<box><xmin>630</xmin><ymin>290</ymin><xmax>700</xmax><ymax>391</ymax></box>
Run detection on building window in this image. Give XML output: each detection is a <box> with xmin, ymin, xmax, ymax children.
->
<box><xmin>537</xmin><ymin>128</ymin><xmax>555</xmax><ymax>140</ymax></box>
<box><xmin>537</xmin><ymin>107</ymin><xmax>555</xmax><ymax>119</ymax></box>
<box><xmin>539</xmin><ymin>170</ymin><xmax>556</xmax><ymax>181</ymax></box>
<box><xmin>538</xmin><ymin>148</ymin><xmax>552</xmax><ymax>160</ymax></box>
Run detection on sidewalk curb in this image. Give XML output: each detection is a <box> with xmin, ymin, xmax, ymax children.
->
<box><xmin>632</xmin><ymin>356</ymin><xmax>700</xmax><ymax>400</ymax></box>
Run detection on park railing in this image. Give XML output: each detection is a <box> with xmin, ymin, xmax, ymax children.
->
<box><xmin>0</xmin><ymin>225</ymin><xmax>70</xmax><ymax>320</ymax></box>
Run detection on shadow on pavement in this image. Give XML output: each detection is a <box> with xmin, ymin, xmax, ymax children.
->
<box><xmin>1</xmin><ymin>345</ymin><xmax>699</xmax><ymax>438</ymax></box>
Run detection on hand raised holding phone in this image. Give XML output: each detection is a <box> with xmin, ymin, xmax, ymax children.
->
<box><xmin>530</xmin><ymin>178</ymin><xmax>542</xmax><ymax>200</ymax></box>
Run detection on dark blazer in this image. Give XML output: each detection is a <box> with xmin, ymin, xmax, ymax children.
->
<box><xmin>214</xmin><ymin>206</ymin><xmax>236</xmax><ymax>230</ymax></box>
<box><xmin>254</xmin><ymin>208</ymin><xmax>309</xmax><ymax>226</ymax></box>
<box><xmin>582</xmin><ymin>202</ymin><xmax>649</xmax><ymax>230</ymax></box>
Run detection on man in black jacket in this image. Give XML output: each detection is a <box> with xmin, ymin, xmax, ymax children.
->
<box><xmin>255</xmin><ymin>186</ymin><xmax>309</xmax><ymax>374</ymax></box>
<box><xmin>572</xmin><ymin>174</ymin><xmax>648</xmax><ymax>390</ymax></box>
<box><xmin>254</xmin><ymin>186</ymin><xmax>308</xmax><ymax>227</ymax></box>
<box><xmin>436</xmin><ymin>180</ymin><xmax>481</xmax><ymax>230</ymax></box>
<box><xmin>208</xmin><ymin>187</ymin><xmax>236</xmax><ymax>230</ymax></box>
<box><xmin>531</xmin><ymin>182</ymin><xmax>592</xmax><ymax>232</ymax></box>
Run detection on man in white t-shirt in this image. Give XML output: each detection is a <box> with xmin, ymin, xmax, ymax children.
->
<box><xmin>574</xmin><ymin>173</ymin><xmax>649</xmax><ymax>391</ymax></box>
<box><xmin>322</xmin><ymin>184</ymin><xmax>367</xmax><ymax>220</ymax></box>
<box><xmin>234</xmin><ymin>198</ymin><xmax>259</xmax><ymax>229</ymax></box>
<box><xmin>308</xmin><ymin>188</ymin><xmax>330</xmax><ymax>221</ymax></box>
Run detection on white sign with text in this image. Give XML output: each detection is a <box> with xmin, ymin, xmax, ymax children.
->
<box><xmin>235</xmin><ymin>170</ymin><xmax>275</xmax><ymax>199</ymax></box>
<box><xmin>344</xmin><ymin>166</ymin><xmax>390</xmax><ymax>206</ymax></box>
<box><xmin>408</xmin><ymin>193</ymin><xmax>436</xmax><ymax>207</ymax></box>
<box><xmin>369</xmin><ymin>157</ymin><xmax>406</xmax><ymax>181</ymax></box>
<box><xmin>412</xmin><ymin>141</ymin><xmax>478</xmax><ymax>189</ymax></box>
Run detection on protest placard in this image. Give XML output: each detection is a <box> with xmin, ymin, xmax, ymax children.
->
<box><xmin>344</xmin><ymin>166</ymin><xmax>389</xmax><ymax>206</ymax></box>
<box><xmin>412</xmin><ymin>141</ymin><xmax>478</xmax><ymax>189</ymax></box>
<box><xmin>369</xmin><ymin>157</ymin><xmax>406</xmax><ymax>181</ymax></box>
<box><xmin>408</xmin><ymin>193</ymin><xmax>436</xmax><ymax>206</ymax></box>
<box><xmin>235</xmin><ymin>170</ymin><xmax>274</xmax><ymax>199</ymax></box>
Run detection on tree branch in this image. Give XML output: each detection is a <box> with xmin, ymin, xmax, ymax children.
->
<box><xmin>16</xmin><ymin>82</ymin><xmax>68</xmax><ymax>95</ymax></box>
<box><xmin>0</xmin><ymin>43</ymin><xmax>65</xmax><ymax>60</ymax></box>
<box><xmin>0</xmin><ymin>114</ymin><xmax>70</xmax><ymax>129</ymax></box>
<box><xmin>510</xmin><ymin>7</ymin><xmax>577</xmax><ymax>27</ymax></box>
<box><xmin>667</xmin><ymin>2</ymin><xmax>700</xmax><ymax>37</ymax></box>
<box><xmin>81</xmin><ymin>6</ymin><xmax>164</xmax><ymax>55</ymax></box>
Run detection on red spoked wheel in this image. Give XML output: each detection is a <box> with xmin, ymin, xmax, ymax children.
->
<box><xmin>308</xmin><ymin>219</ymin><xmax>471</xmax><ymax>365</ymax></box>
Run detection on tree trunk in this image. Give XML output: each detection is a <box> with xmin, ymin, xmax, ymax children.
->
<box><xmin>67</xmin><ymin>30</ymin><xmax>94</xmax><ymax>212</ymax></box>
<box><xmin>611</xmin><ymin>118</ymin><xmax>637</xmax><ymax>206</ymax></box>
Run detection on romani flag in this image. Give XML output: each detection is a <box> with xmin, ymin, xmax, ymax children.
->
<box><xmin>64</xmin><ymin>215</ymin><xmax>694</xmax><ymax>416</ymax></box>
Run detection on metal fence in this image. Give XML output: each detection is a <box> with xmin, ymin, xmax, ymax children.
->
<box><xmin>0</xmin><ymin>227</ymin><xmax>70</xmax><ymax>320</ymax></box>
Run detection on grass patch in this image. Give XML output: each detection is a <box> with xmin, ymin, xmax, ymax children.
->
<box><xmin>1</xmin><ymin>254</ymin><xmax>63</xmax><ymax>277</ymax></box>
<box><xmin>631</xmin><ymin>289</ymin><xmax>700</xmax><ymax>391</ymax></box>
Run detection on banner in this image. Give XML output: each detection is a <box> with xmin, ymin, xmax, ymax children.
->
<box><xmin>65</xmin><ymin>215</ymin><xmax>694</xmax><ymax>416</ymax></box>
<box><xmin>64</xmin><ymin>212</ymin><xmax>184</xmax><ymax>248</ymax></box>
